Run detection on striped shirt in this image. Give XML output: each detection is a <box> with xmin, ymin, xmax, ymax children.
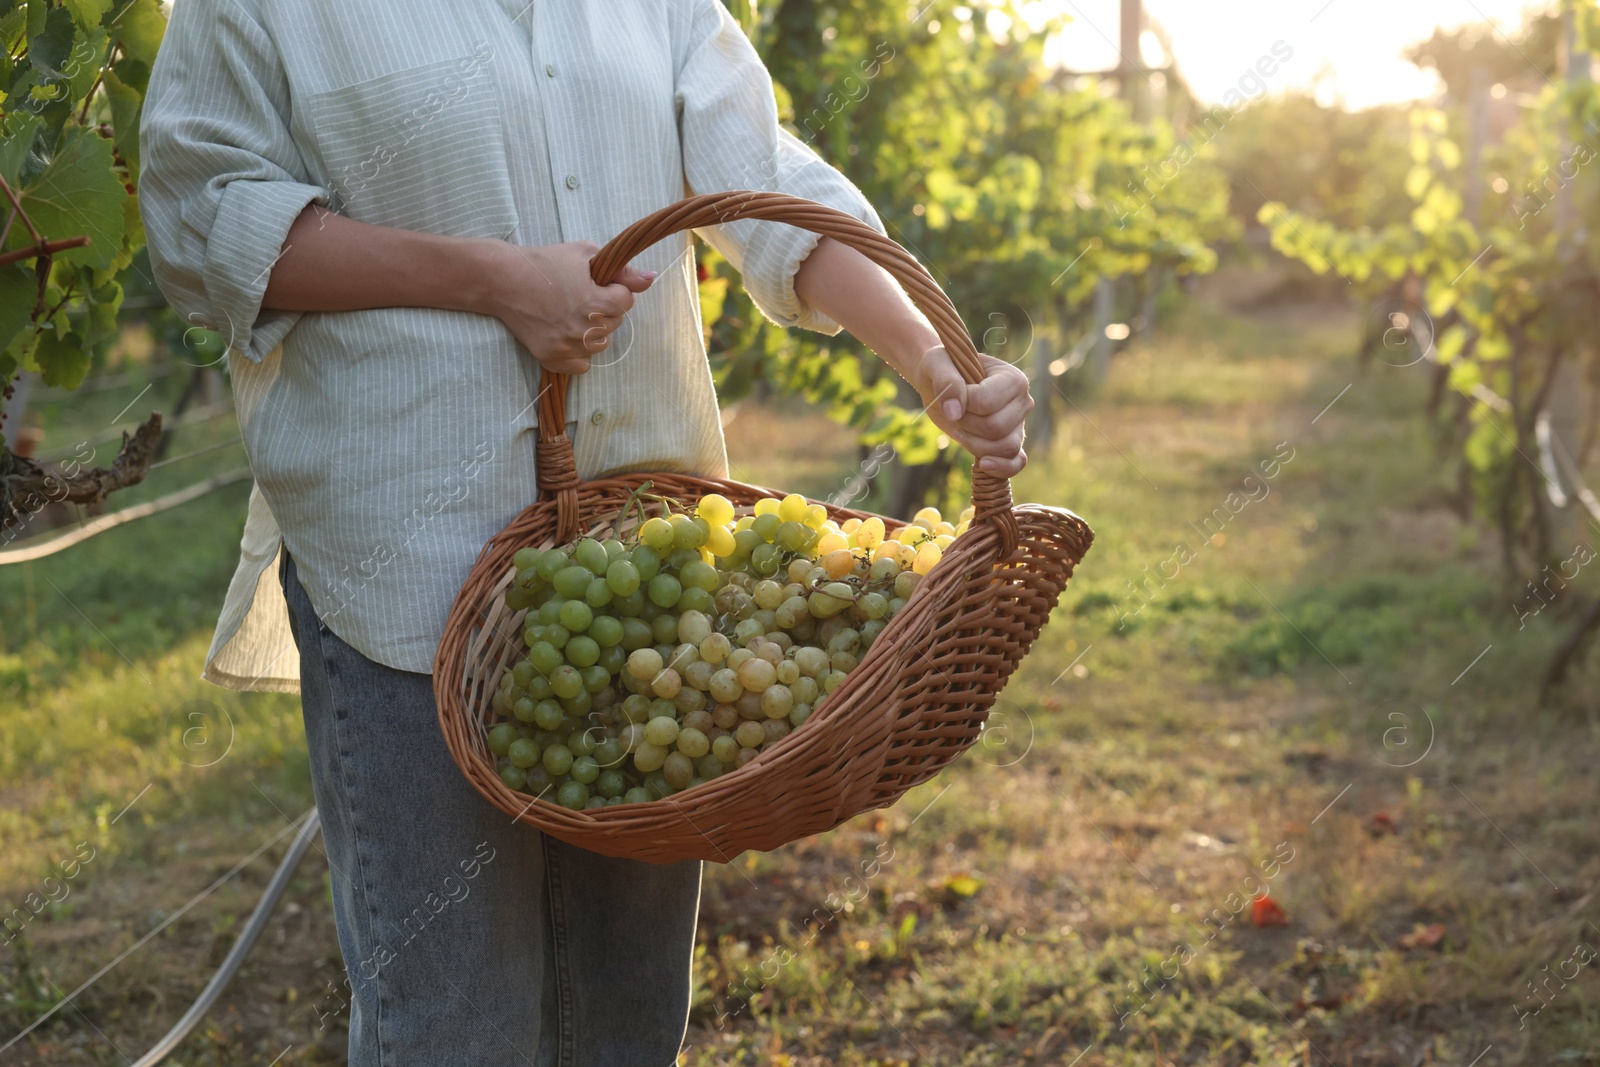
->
<box><xmin>140</xmin><ymin>0</ymin><xmax>882</xmax><ymax>691</ymax></box>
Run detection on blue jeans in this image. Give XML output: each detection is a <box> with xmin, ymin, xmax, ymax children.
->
<box><xmin>280</xmin><ymin>552</ymin><xmax>702</xmax><ymax>1066</ymax></box>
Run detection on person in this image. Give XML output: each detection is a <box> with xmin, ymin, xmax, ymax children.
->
<box><xmin>139</xmin><ymin>1</ymin><xmax>1032</xmax><ymax>1063</ymax></box>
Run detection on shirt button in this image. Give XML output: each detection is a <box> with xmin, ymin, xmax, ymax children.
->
<box><xmin>591</xmin><ymin>410</ymin><xmax>605</xmax><ymax>425</ymax></box>
<box><xmin>565</xmin><ymin>174</ymin><xmax>578</xmax><ymax>190</ymax></box>
<box><xmin>545</xmin><ymin>63</ymin><xmax>555</xmax><ymax>77</ymax></box>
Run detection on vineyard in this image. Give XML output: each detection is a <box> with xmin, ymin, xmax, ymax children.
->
<box><xmin>4</xmin><ymin>0</ymin><xmax>1600</xmax><ymax>1065</ymax></box>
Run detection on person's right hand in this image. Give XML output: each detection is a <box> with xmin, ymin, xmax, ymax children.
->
<box><xmin>476</xmin><ymin>240</ymin><xmax>656</xmax><ymax>376</ymax></box>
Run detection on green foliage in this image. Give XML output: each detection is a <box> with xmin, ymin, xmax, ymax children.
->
<box><xmin>0</xmin><ymin>0</ymin><xmax>157</xmax><ymax>418</ymax></box>
<box><xmin>707</xmin><ymin>0</ymin><xmax>1230</xmax><ymax>480</ymax></box>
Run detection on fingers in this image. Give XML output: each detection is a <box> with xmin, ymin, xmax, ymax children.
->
<box><xmin>612</xmin><ymin>266</ymin><xmax>658</xmax><ymax>293</ymax></box>
<box><xmin>977</xmin><ymin>448</ymin><xmax>1027</xmax><ymax>477</ymax></box>
<box><xmin>594</xmin><ymin>283</ymin><xmax>636</xmax><ymax>317</ymax></box>
<box><xmin>964</xmin><ymin>357</ymin><xmax>1031</xmax><ymax>416</ymax></box>
<box><xmin>918</xmin><ymin>347</ymin><xmax>968</xmax><ymax>420</ymax></box>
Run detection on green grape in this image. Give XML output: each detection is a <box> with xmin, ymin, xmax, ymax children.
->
<box><xmin>695</xmin><ymin>753</ymin><xmax>724</xmax><ymax>780</ymax></box>
<box><xmin>570</xmin><ymin>755</ymin><xmax>600</xmax><ymax>785</ymax></box>
<box><xmin>684</xmin><ymin>660</ymin><xmax>714</xmax><ymax>692</ymax></box>
<box><xmin>700</xmin><ymin>632</ymin><xmax>731</xmax><ymax>664</ymax></box>
<box><xmin>776</xmin><ymin>521</ymin><xmax>810</xmax><ymax>553</ymax></box>
<box><xmin>594</xmin><ymin>738</ymin><xmax>626</xmax><ymax>767</ymax></box>
<box><xmin>822</xmin><ymin>669</ymin><xmax>848</xmax><ymax>692</ymax></box>
<box><xmin>596</xmin><ymin>769</ymin><xmax>626</xmax><ymax>798</ymax></box>
<box><xmin>827</xmin><ymin>628</ymin><xmax>861</xmax><ymax>654</ymax></box>
<box><xmin>604</xmin><ymin>538</ymin><xmax>628</xmax><ymax>561</ymax></box>
<box><xmin>534</xmin><ymin>549</ymin><xmax>569</xmax><ymax>582</ymax></box>
<box><xmin>514</xmin><ymin>547</ymin><xmax>544</xmax><ymax>572</ymax></box>
<box><xmin>750</xmin><ymin>543</ymin><xmax>782</xmax><ymax>576</ymax></box>
<box><xmin>711</xmin><ymin>734</ymin><xmax>740</xmax><ymax>763</ymax></box>
<box><xmin>856</xmin><ymin>592</ymin><xmax>890</xmax><ymax>621</ymax></box>
<box><xmin>488</xmin><ymin>722</ymin><xmax>519</xmax><ymax>756</ymax></box>
<box><xmin>633</xmin><ymin>741</ymin><xmax>668</xmax><ymax>773</ymax></box>
<box><xmin>550</xmin><ymin>666</ymin><xmax>584</xmax><ymax>700</ymax></box>
<box><xmin>504</xmin><ymin>586</ymin><xmax>536</xmax><ymax>611</ymax></box>
<box><xmin>643</xmin><ymin>716</ymin><xmax>681</xmax><ymax>747</ymax></box>
<box><xmin>584</xmin><ymin>577</ymin><xmax>614</xmax><ymax>608</ymax></box>
<box><xmin>733</xmin><ymin>618</ymin><xmax>764</xmax><ymax>646</ymax></box>
<box><xmin>708</xmin><ymin>668</ymin><xmax>742</xmax><ymax>703</ymax></box>
<box><xmin>763</xmin><ymin>719</ymin><xmax>790</xmax><ymax>743</ymax></box>
<box><xmin>623</xmin><ymin>786</ymin><xmax>652</xmax><ymax>805</ymax></box>
<box><xmin>860</xmin><ymin>619</ymin><xmax>886</xmax><ymax>646</ymax></box>
<box><xmin>598</xmin><ymin>645</ymin><xmax>627</xmax><ymax>675</ymax></box>
<box><xmin>587</xmin><ymin>615</ymin><xmax>623</xmax><ymax>648</ymax></box>
<box><xmin>651</xmin><ymin>668</ymin><xmax>682</xmax><ymax>699</ymax></box>
<box><xmin>612</xmin><ymin>588</ymin><xmax>647</xmax><ymax>616</ymax></box>
<box><xmin>574</xmin><ymin>537</ymin><xmax>610</xmax><ymax>575</ymax></box>
<box><xmin>537</xmin><ymin>598</ymin><xmax>566</xmax><ymax>626</ymax></box>
<box><xmin>618</xmin><ymin>618</ymin><xmax>653</xmax><ymax>651</ymax></box>
<box><xmin>735</xmin><ymin>721</ymin><xmax>766</xmax><ymax>749</ymax></box>
<box><xmin>676</xmin><ymin>727</ymin><xmax>710</xmax><ymax>758</ymax></box>
<box><xmin>554</xmin><ymin>565</ymin><xmax>594</xmax><ymax>600</ymax></box>
<box><xmin>831</xmin><ymin>650</ymin><xmax>859</xmax><ymax>672</ymax></box>
<box><xmin>732</xmin><ymin>528</ymin><xmax>763</xmax><ymax>557</ymax></box>
<box><xmin>627</xmin><ymin>648</ymin><xmax>664</xmax><ymax>680</ymax></box>
<box><xmin>679</xmin><ymin>587</ymin><xmax>713</xmax><ymax>615</ymax></box>
<box><xmin>679</xmin><ymin>560</ymin><xmax>719</xmax><ymax>592</ymax></box>
<box><xmin>581</xmin><ymin>665</ymin><xmax>611</xmax><ymax>693</ymax></box>
<box><xmin>775</xmin><ymin>659</ymin><xmax>800</xmax><ymax>685</ymax></box>
<box><xmin>650</xmin><ymin>613</ymin><xmax>679</xmax><ymax>644</ymax></box>
<box><xmin>894</xmin><ymin>571</ymin><xmax>919</xmax><ymax>599</ymax></box>
<box><xmin>508</xmin><ymin>737</ymin><xmax>541</xmax><ymax>768</ymax></box>
<box><xmin>775</xmin><ymin>595</ymin><xmax>809</xmax><ymax>629</ymax></box>
<box><xmin>512</xmin><ymin>695</ymin><xmax>537</xmax><ymax>722</ymax></box>
<box><xmin>521</xmin><ymin>622</ymin><xmax>545</xmax><ymax>647</ymax></box>
<box><xmin>584</xmin><ymin>796</ymin><xmax>609</xmax><ymax>811</ymax></box>
<box><xmin>527</xmin><ymin>674</ymin><xmax>555</xmax><ymax>700</ymax></box>
<box><xmin>736</xmin><ymin>657</ymin><xmax>777</xmax><ymax>691</ymax></box>
<box><xmin>869</xmin><ymin>557</ymin><xmax>899</xmax><ymax>584</ymax></box>
<box><xmin>631</xmin><ymin>544</ymin><xmax>662</xmax><ymax>582</ymax></box>
<box><xmin>646</xmin><ymin>772</ymin><xmax>674</xmax><ymax>798</ymax></box>
<box><xmin>640</xmin><ymin>516</ymin><xmax>676</xmax><ymax>550</ymax></box>
<box><xmin>543</xmin><ymin>743</ymin><xmax>574</xmax><ymax>776</ymax></box>
<box><xmin>751</xmin><ymin>513</ymin><xmax>781</xmax><ymax>542</ymax></box>
<box><xmin>567</xmin><ymin>730</ymin><xmax>597</xmax><ymax>757</ymax></box>
<box><xmin>789</xmin><ymin>702</ymin><xmax>812</xmax><ymax>727</ymax></box>
<box><xmin>544</xmin><ymin>624</ymin><xmax>571</xmax><ymax>650</ymax></box>
<box><xmin>556</xmin><ymin>781</ymin><xmax>589</xmax><ymax>810</ymax></box>
<box><xmin>512</xmin><ymin>659</ymin><xmax>536</xmax><ymax>687</ymax></box>
<box><xmin>560</xmin><ymin>687</ymin><xmax>593</xmax><ymax>717</ymax></box>
<box><xmin>675</xmin><ymin>610</ymin><xmax>711</xmax><ymax>645</ymax></box>
<box><xmin>606</xmin><ymin>558</ymin><xmax>641</xmax><ymax>596</ymax></box>
<box><xmin>672</xmin><ymin>515</ymin><xmax>710</xmax><ymax>550</ymax></box>
<box><xmin>760</xmin><ymin>684</ymin><xmax>793</xmax><ymax>719</ymax></box>
<box><xmin>752</xmin><ymin>580</ymin><xmax>784</xmax><ymax>610</ymax></box>
<box><xmin>499</xmin><ymin>764</ymin><xmax>528</xmax><ymax>790</ymax></box>
<box><xmin>557</xmin><ymin>600</ymin><xmax>592</xmax><ymax>633</ymax></box>
<box><xmin>560</xmin><ymin>636</ymin><xmax>597</xmax><ymax>669</ymax></box>
<box><xmin>525</xmin><ymin>766</ymin><xmax>554</xmax><ymax>795</ymax></box>
<box><xmin>792</xmin><ymin>676</ymin><xmax>819</xmax><ymax>705</ymax></box>
<box><xmin>662</xmin><ymin>752</ymin><xmax>695</xmax><ymax>789</ymax></box>
<box><xmin>533</xmin><ymin>699</ymin><xmax>565</xmax><ymax>731</ymax></box>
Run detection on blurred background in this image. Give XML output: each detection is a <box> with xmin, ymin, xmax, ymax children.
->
<box><xmin>3</xmin><ymin>0</ymin><xmax>1598</xmax><ymax>1063</ymax></box>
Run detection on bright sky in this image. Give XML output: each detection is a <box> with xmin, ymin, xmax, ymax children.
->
<box><xmin>1046</xmin><ymin>0</ymin><xmax>1552</xmax><ymax>110</ymax></box>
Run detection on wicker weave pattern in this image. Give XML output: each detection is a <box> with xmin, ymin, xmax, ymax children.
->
<box><xmin>434</xmin><ymin>193</ymin><xmax>1093</xmax><ymax>863</ymax></box>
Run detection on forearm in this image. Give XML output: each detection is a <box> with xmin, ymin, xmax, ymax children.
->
<box><xmin>792</xmin><ymin>236</ymin><xmax>941</xmax><ymax>390</ymax></box>
<box><xmin>260</xmin><ymin>205</ymin><xmax>501</xmax><ymax>315</ymax></box>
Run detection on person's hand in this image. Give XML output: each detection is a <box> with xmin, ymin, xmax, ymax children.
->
<box><xmin>914</xmin><ymin>348</ymin><xmax>1033</xmax><ymax>477</ymax></box>
<box><xmin>476</xmin><ymin>240</ymin><xmax>655</xmax><ymax>375</ymax></box>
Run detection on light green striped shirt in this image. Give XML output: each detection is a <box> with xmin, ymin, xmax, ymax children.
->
<box><xmin>140</xmin><ymin>0</ymin><xmax>882</xmax><ymax>690</ymax></box>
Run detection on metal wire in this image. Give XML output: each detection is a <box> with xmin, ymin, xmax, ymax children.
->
<box><xmin>130</xmin><ymin>809</ymin><xmax>322</xmax><ymax>1067</ymax></box>
<box><xmin>148</xmin><ymin>436</ymin><xmax>244</xmax><ymax>471</ymax></box>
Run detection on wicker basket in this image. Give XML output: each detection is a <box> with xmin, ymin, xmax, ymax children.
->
<box><xmin>434</xmin><ymin>191</ymin><xmax>1093</xmax><ymax>863</ymax></box>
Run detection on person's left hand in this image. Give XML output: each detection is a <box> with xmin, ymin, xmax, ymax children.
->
<box><xmin>913</xmin><ymin>347</ymin><xmax>1034</xmax><ymax>477</ymax></box>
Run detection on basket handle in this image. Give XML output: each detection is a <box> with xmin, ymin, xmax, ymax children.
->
<box><xmin>535</xmin><ymin>190</ymin><xmax>1018</xmax><ymax>550</ymax></box>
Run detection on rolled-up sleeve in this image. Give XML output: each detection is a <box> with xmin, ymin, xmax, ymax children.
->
<box><xmin>139</xmin><ymin>0</ymin><xmax>329</xmax><ymax>363</ymax></box>
<box><xmin>675</xmin><ymin>0</ymin><xmax>884</xmax><ymax>335</ymax></box>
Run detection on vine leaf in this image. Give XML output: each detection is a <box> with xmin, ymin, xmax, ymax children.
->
<box><xmin>62</xmin><ymin>0</ymin><xmax>113</xmax><ymax>29</ymax></box>
<box><xmin>0</xmin><ymin>265</ymin><xmax>34</xmax><ymax>353</ymax></box>
<box><xmin>36</xmin><ymin>321</ymin><xmax>89</xmax><ymax>389</ymax></box>
<box><xmin>114</xmin><ymin>0</ymin><xmax>166</xmax><ymax>65</ymax></box>
<box><xmin>12</xmin><ymin>124</ymin><xmax>126</xmax><ymax>270</ymax></box>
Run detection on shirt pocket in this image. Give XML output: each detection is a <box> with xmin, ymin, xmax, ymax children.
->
<box><xmin>306</xmin><ymin>46</ymin><xmax>518</xmax><ymax>240</ymax></box>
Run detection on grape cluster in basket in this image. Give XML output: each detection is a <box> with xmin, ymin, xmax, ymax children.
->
<box><xmin>487</xmin><ymin>491</ymin><xmax>973</xmax><ymax>811</ymax></box>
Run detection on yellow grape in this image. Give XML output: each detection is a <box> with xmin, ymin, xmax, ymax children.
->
<box><xmin>872</xmin><ymin>540</ymin><xmax>900</xmax><ymax>562</ymax></box>
<box><xmin>896</xmin><ymin>525</ymin><xmax>929</xmax><ymax>546</ymax></box>
<box><xmin>822</xmin><ymin>549</ymin><xmax>856</xmax><ymax>578</ymax></box>
<box><xmin>855</xmin><ymin>517</ymin><xmax>886</xmax><ymax>549</ymax></box>
<box><xmin>914</xmin><ymin>506</ymin><xmax>942</xmax><ymax>526</ymax></box>
<box><xmin>753</xmin><ymin>497</ymin><xmax>781</xmax><ymax>516</ymax></box>
<box><xmin>933</xmin><ymin>521</ymin><xmax>955</xmax><ymax>536</ymax></box>
<box><xmin>955</xmin><ymin>519</ymin><xmax>970</xmax><ymax>536</ymax></box>
<box><xmin>804</xmin><ymin>503</ymin><xmax>830</xmax><ymax>529</ymax></box>
<box><xmin>840</xmin><ymin>517</ymin><xmax>862</xmax><ymax>534</ymax></box>
<box><xmin>734</xmin><ymin>515</ymin><xmax>756</xmax><ymax>532</ymax></box>
<box><xmin>815</xmin><ymin>531</ymin><xmax>848</xmax><ymax>555</ymax></box>
<box><xmin>913</xmin><ymin>542</ymin><xmax>942</xmax><ymax>575</ymax></box>
<box><xmin>934</xmin><ymin>534</ymin><xmax>955</xmax><ymax>549</ymax></box>
<box><xmin>778</xmin><ymin>493</ymin><xmax>809</xmax><ymax>523</ymax></box>
<box><xmin>697</xmin><ymin>493</ymin><xmax>736</xmax><ymax>528</ymax></box>
<box><xmin>897</xmin><ymin>542</ymin><xmax>919</xmax><ymax>567</ymax></box>
<box><xmin>706</xmin><ymin>525</ymin><xmax>736</xmax><ymax>557</ymax></box>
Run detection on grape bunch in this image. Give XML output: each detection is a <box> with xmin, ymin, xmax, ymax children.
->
<box><xmin>487</xmin><ymin>491</ymin><xmax>972</xmax><ymax>810</ymax></box>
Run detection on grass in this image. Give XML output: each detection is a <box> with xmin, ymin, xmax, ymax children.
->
<box><xmin>2</xmin><ymin>288</ymin><xmax>1599</xmax><ymax>1065</ymax></box>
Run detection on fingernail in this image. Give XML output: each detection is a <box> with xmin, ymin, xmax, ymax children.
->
<box><xmin>642</xmin><ymin>270</ymin><xmax>658</xmax><ymax>281</ymax></box>
<box><xmin>942</xmin><ymin>399</ymin><xmax>962</xmax><ymax>420</ymax></box>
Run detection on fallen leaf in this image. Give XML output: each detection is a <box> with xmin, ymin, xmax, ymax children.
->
<box><xmin>941</xmin><ymin>872</ymin><xmax>985</xmax><ymax>900</ymax></box>
<box><xmin>1251</xmin><ymin>894</ymin><xmax>1290</xmax><ymax>927</ymax></box>
<box><xmin>1367</xmin><ymin>811</ymin><xmax>1398</xmax><ymax>835</ymax></box>
<box><xmin>1396</xmin><ymin>923</ymin><xmax>1446</xmax><ymax>950</ymax></box>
